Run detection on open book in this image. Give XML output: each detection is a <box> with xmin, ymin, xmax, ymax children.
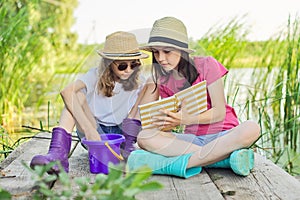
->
<box><xmin>138</xmin><ymin>80</ymin><xmax>207</xmax><ymax>130</ymax></box>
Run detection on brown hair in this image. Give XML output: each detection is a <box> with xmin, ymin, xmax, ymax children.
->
<box><xmin>151</xmin><ymin>51</ymin><xmax>199</xmax><ymax>91</ymax></box>
<box><xmin>97</xmin><ymin>58</ymin><xmax>141</xmax><ymax>97</ymax></box>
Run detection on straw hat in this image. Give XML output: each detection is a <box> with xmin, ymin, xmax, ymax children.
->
<box><xmin>97</xmin><ymin>31</ymin><xmax>149</xmax><ymax>60</ymax></box>
<box><xmin>141</xmin><ymin>17</ymin><xmax>194</xmax><ymax>53</ymax></box>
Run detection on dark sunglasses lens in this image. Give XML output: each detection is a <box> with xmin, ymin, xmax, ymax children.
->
<box><xmin>131</xmin><ymin>62</ymin><xmax>141</xmax><ymax>69</ymax></box>
<box><xmin>117</xmin><ymin>63</ymin><xmax>128</xmax><ymax>71</ymax></box>
<box><xmin>116</xmin><ymin>61</ymin><xmax>141</xmax><ymax>71</ymax></box>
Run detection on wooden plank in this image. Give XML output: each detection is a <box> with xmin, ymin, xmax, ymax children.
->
<box><xmin>136</xmin><ymin>171</ymin><xmax>224</xmax><ymax>200</ymax></box>
<box><xmin>2</xmin><ymin>134</ymin><xmax>300</xmax><ymax>200</ymax></box>
<box><xmin>0</xmin><ymin>132</ymin><xmax>52</xmax><ymax>198</ymax></box>
<box><xmin>206</xmin><ymin>153</ymin><xmax>300</xmax><ymax>200</ymax></box>
<box><xmin>253</xmin><ymin>154</ymin><xmax>300</xmax><ymax>199</ymax></box>
<box><xmin>69</xmin><ymin>144</ymin><xmax>91</xmax><ymax>175</ymax></box>
<box><xmin>59</xmin><ymin>143</ymin><xmax>223</xmax><ymax>199</ymax></box>
<box><xmin>0</xmin><ymin>132</ymin><xmax>78</xmax><ymax>199</ymax></box>
<box><xmin>0</xmin><ymin>132</ymin><xmax>52</xmax><ymax>169</ymax></box>
<box><xmin>51</xmin><ymin>141</ymin><xmax>96</xmax><ymax>192</ymax></box>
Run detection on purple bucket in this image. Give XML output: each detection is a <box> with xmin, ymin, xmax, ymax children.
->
<box><xmin>82</xmin><ymin>134</ymin><xmax>125</xmax><ymax>174</ymax></box>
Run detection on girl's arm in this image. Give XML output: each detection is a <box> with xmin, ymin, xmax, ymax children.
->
<box><xmin>60</xmin><ymin>80</ymin><xmax>101</xmax><ymax>141</ymax></box>
<box><xmin>153</xmin><ymin>78</ymin><xmax>226</xmax><ymax>128</ymax></box>
<box><xmin>128</xmin><ymin>77</ymin><xmax>159</xmax><ymax>119</ymax></box>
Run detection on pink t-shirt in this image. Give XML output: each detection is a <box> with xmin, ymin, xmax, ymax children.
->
<box><xmin>159</xmin><ymin>56</ymin><xmax>239</xmax><ymax>136</ymax></box>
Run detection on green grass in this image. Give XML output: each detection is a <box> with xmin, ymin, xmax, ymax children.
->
<box><xmin>0</xmin><ymin>0</ymin><xmax>94</xmax><ymax>160</ymax></box>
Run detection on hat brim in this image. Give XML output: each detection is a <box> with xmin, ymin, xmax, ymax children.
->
<box><xmin>140</xmin><ymin>42</ymin><xmax>195</xmax><ymax>54</ymax></box>
<box><xmin>96</xmin><ymin>50</ymin><xmax>149</xmax><ymax>60</ymax></box>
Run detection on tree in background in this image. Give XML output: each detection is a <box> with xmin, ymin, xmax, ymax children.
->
<box><xmin>0</xmin><ymin>0</ymin><xmax>82</xmax><ymax>133</ymax></box>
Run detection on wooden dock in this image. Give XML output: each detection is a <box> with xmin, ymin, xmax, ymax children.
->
<box><xmin>1</xmin><ymin>132</ymin><xmax>300</xmax><ymax>199</ymax></box>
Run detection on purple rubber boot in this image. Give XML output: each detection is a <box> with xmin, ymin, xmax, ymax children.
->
<box><xmin>122</xmin><ymin>118</ymin><xmax>141</xmax><ymax>159</ymax></box>
<box><xmin>30</xmin><ymin>127</ymin><xmax>72</xmax><ymax>174</ymax></box>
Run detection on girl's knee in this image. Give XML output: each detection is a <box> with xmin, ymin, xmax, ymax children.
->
<box><xmin>137</xmin><ymin>129</ymin><xmax>153</xmax><ymax>149</ymax></box>
<box><xmin>238</xmin><ymin>120</ymin><xmax>260</xmax><ymax>147</ymax></box>
<box><xmin>246</xmin><ymin>120</ymin><xmax>261</xmax><ymax>137</ymax></box>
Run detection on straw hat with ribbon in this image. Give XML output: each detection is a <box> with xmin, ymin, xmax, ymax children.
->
<box><xmin>141</xmin><ymin>17</ymin><xmax>194</xmax><ymax>53</ymax></box>
<box><xmin>97</xmin><ymin>31</ymin><xmax>148</xmax><ymax>60</ymax></box>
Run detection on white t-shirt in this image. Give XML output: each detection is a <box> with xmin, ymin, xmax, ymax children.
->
<box><xmin>78</xmin><ymin>67</ymin><xmax>146</xmax><ymax>126</ymax></box>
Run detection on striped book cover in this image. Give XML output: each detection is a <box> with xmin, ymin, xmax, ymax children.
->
<box><xmin>138</xmin><ymin>96</ymin><xmax>177</xmax><ymax>130</ymax></box>
<box><xmin>138</xmin><ymin>80</ymin><xmax>207</xmax><ymax>130</ymax></box>
<box><xmin>174</xmin><ymin>80</ymin><xmax>207</xmax><ymax>115</ymax></box>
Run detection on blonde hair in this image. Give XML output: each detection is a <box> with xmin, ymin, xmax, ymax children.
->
<box><xmin>97</xmin><ymin>58</ymin><xmax>141</xmax><ymax>97</ymax></box>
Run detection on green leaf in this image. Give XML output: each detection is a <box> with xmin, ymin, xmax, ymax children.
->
<box><xmin>0</xmin><ymin>188</ymin><xmax>12</xmax><ymax>200</ymax></box>
<box><xmin>123</xmin><ymin>188</ymin><xmax>141</xmax><ymax>197</ymax></box>
<box><xmin>122</xmin><ymin>172</ymin><xmax>137</xmax><ymax>187</ymax></box>
<box><xmin>139</xmin><ymin>182</ymin><xmax>164</xmax><ymax>191</ymax></box>
<box><xmin>39</xmin><ymin>187</ymin><xmax>53</xmax><ymax>197</ymax></box>
<box><xmin>107</xmin><ymin>163</ymin><xmax>123</xmax><ymax>181</ymax></box>
<box><xmin>92</xmin><ymin>174</ymin><xmax>109</xmax><ymax>191</ymax></box>
<box><xmin>58</xmin><ymin>171</ymin><xmax>70</xmax><ymax>185</ymax></box>
<box><xmin>75</xmin><ymin>177</ymin><xmax>89</xmax><ymax>192</ymax></box>
<box><xmin>127</xmin><ymin>166</ymin><xmax>153</xmax><ymax>188</ymax></box>
<box><xmin>61</xmin><ymin>190</ymin><xmax>72</xmax><ymax>198</ymax></box>
<box><xmin>44</xmin><ymin>174</ymin><xmax>57</xmax><ymax>183</ymax></box>
<box><xmin>21</xmin><ymin>153</ymin><xmax>162</xmax><ymax>199</ymax></box>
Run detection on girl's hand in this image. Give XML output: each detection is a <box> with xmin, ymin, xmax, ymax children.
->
<box><xmin>152</xmin><ymin>100</ymin><xmax>192</xmax><ymax>130</ymax></box>
<box><xmin>85</xmin><ymin>129</ymin><xmax>101</xmax><ymax>141</ymax></box>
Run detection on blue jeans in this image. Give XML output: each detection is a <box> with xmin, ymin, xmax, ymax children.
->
<box><xmin>76</xmin><ymin>123</ymin><xmax>123</xmax><ymax>149</ymax></box>
<box><xmin>174</xmin><ymin>130</ymin><xmax>230</xmax><ymax>146</ymax></box>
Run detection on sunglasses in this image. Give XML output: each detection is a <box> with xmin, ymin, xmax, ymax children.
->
<box><xmin>113</xmin><ymin>61</ymin><xmax>141</xmax><ymax>71</ymax></box>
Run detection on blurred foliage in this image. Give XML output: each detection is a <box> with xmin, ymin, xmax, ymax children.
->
<box><xmin>0</xmin><ymin>0</ymin><xmax>95</xmax><ymax>133</ymax></box>
<box><xmin>23</xmin><ymin>161</ymin><xmax>162</xmax><ymax>200</ymax></box>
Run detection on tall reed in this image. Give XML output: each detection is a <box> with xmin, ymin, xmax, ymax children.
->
<box><xmin>193</xmin><ymin>15</ymin><xmax>300</xmax><ymax>175</ymax></box>
<box><xmin>0</xmin><ymin>0</ymin><xmax>95</xmax><ymax>160</ymax></box>
<box><xmin>0</xmin><ymin>0</ymin><xmax>85</xmax><ymax>132</ymax></box>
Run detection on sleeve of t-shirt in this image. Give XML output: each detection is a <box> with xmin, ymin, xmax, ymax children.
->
<box><xmin>77</xmin><ymin>67</ymin><xmax>98</xmax><ymax>94</ymax></box>
<box><xmin>198</xmin><ymin>56</ymin><xmax>228</xmax><ymax>86</ymax></box>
